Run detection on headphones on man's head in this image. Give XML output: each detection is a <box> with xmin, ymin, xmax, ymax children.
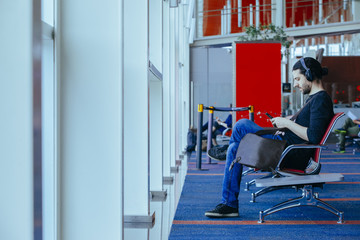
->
<box><xmin>300</xmin><ymin>58</ymin><xmax>313</xmax><ymax>81</ymax></box>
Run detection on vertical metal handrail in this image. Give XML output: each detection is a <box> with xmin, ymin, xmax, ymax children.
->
<box><xmin>196</xmin><ymin>104</ymin><xmax>203</xmax><ymax>169</ymax></box>
<box><xmin>249</xmin><ymin>105</ymin><xmax>254</xmax><ymax>121</ymax></box>
<box><xmin>206</xmin><ymin>107</ymin><xmax>214</xmax><ymax>164</ymax></box>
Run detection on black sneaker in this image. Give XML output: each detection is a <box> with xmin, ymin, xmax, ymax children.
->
<box><xmin>205</xmin><ymin>204</ymin><xmax>239</xmax><ymax>218</ymax></box>
<box><xmin>207</xmin><ymin>144</ymin><xmax>229</xmax><ymax>161</ymax></box>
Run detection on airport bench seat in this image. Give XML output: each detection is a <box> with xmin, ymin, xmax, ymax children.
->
<box><xmin>255</xmin><ymin>173</ymin><xmax>344</xmax><ymax>223</ymax></box>
<box><xmin>252</xmin><ymin>112</ymin><xmax>346</xmax><ymax>223</ymax></box>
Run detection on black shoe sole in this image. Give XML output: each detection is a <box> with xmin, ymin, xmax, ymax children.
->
<box><xmin>207</xmin><ymin>152</ymin><xmax>226</xmax><ymax>161</ymax></box>
<box><xmin>205</xmin><ymin>212</ymin><xmax>239</xmax><ymax>218</ymax></box>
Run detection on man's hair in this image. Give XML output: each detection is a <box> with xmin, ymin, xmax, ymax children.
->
<box><xmin>293</xmin><ymin>57</ymin><xmax>328</xmax><ymax>81</ymax></box>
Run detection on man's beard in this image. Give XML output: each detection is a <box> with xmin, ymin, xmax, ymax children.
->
<box><xmin>302</xmin><ymin>84</ymin><xmax>311</xmax><ymax>94</ymax></box>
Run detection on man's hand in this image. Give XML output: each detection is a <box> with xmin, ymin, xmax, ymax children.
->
<box><xmin>271</xmin><ymin>117</ymin><xmax>292</xmax><ymax>128</ymax></box>
<box><xmin>274</xmin><ymin>130</ymin><xmax>285</xmax><ymax>136</ymax></box>
<box><xmin>353</xmin><ymin>119</ymin><xmax>360</xmax><ymax>125</ymax></box>
<box><xmin>271</xmin><ymin>117</ymin><xmax>309</xmax><ymax>141</ymax></box>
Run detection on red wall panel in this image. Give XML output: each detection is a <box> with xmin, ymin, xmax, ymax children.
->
<box><xmin>203</xmin><ymin>0</ymin><xmax>272</xmax><ymax>37</ymax></box>
<box><xmin>235</xmin><ymin>42</ymin><xmax>282</xmax><ymax>127</ymax></box>
<box><xmin>203</xmin><ymin>0</ymin><xmax>351</xmax><ymax>36</ymax></box>
<box><xmin>203</xmin><ymin>0</ymin><xmax>225</xmax><ymax>36</ymax></box>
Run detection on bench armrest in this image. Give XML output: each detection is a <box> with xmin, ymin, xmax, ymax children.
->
<box><xmin>275</xmin><ymin>144</ymin><xmax>328</xmax><ymax>171</ymax></box>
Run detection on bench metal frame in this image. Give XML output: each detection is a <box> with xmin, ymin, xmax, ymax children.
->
<box><xmin>256</xmin><ymin>173</ymin><xmax>344</xmax><ymax>223</ymax></box>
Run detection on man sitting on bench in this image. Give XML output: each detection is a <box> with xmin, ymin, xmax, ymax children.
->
<box><xmin>205</xmin><ymin>57</ymin><xmax>334</xmax><ymax>218</ymax></box>
<box><xmin>333</xmin><ymin>115</ymin><xmax>360</xmax><ymax>153</ymax></box>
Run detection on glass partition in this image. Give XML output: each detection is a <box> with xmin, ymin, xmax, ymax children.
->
<box><xmin>197</xmin><ymin>0</ymin><xmax>359</xmax><ymax>38</ymax></box>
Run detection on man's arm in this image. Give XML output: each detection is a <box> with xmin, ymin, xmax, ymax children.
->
<box><xmin>216</xmin><ymin>114</ymin><xmax>232</xmax><ymax>129</ymax></box>
<box><xmin>216</xmin><ymin>119</ymin><xmax>229</xmax><ymax>128</ymax></box>
<box><xmin>354</xmin><ymin>119</ymin><xmax>360</xmax><ymax>125</ymax></box>
<box><xmin>271</xmin><ymin>117</ymin><xmax>309</xmax><ymax>141</ymax></box>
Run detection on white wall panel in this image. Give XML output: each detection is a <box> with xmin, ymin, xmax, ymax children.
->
<box><xmin>149</xmin><ymin>0</ymin><xmax>163</xmax><ymax>72</ymax></box>
<box><xmin>191</xmin><ymin>47</ymin><xmax>233</xmax><ymax>127</ymax></box>
<box><xmin>0</xmin><ymin>1</ymin><xmax>36</xmax><ymax>240</ymax></box>
<box><xmin>42</xmin><ymin>38</ymin><xmax>56</xmax><ymax>240</ymax></box>
<box><xmin>57</xmin><ymin>0</ymin><xmax>123</xmax><ymax>239</ymax></box>
<box><xmin>123</xmin><ymin>0</ymin><xmax>150</xmax><ymax>216</ymax></box>
<box><xmin>163</xmin><ymin>0</ymin><xmax>171</xmax><ymax>180</ymax></box>
<box><xmin>149</xmin><ymin>77</ymin><xmax>163</xmax><ymax>191</ymax></box>
<box><xmin>170</xmin><ymin>8</ymin><xmax>177</xmax><ymax>175</ymax></box>
<box><xmin>41</xmin><ymin>0</ymin><xmax>54</xmax><ymax>25</ymax></box>
<box><xmin>162</xmin><ymin>2</ymin><xmax>173</xmax><ymax>238</ymax></box>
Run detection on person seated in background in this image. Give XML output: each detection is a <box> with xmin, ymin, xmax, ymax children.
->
<box><xmin>205</xmin><ymin>57</ymin><xmax>334</xmax><ymax>218</ymax></box>
<box><xmin>333</xmin><ymin>116</ymin><xmax>360</xmax><ymax>153</ymax></box>
<box><xmin>202</xmin><ymin>112</ymin><xmax>232</xmax><ymax>146</ymax></box>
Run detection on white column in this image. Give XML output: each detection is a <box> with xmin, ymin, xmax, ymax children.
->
<box><xmin>186</xmin><ymin>0</ymin><xmax>195</xmax><ymax>30</ymax></box>
<box><xmin>170</xmin><ymin>7</ymin><xmax>177</xmax><ymax>173</ymax></box>
<box><xmin>148</xmin><ymin>1</ymin><xmax>165</xmax><ymax>240</ymax></box>
<box><xmin>255</xmin><ymin>0</ymin><xmax>260</xmax><ymax>27</ymax></box>
<box><xmin>196</xmin><ymin>0</ymin><xmax>204</xmax><ymax>38</ymax></box>
<box><xmin>305</xmin><ymin>22</ymin><xmax>309</xmax><ymax>52</ymax></box>
<box><xmin>273</xmin><ymin>0</ymin><xmax>285</xmax><ymax>27</ymax></box>
<box><xmin>149</xmin><ymin>0</ymin><xmax>163</xmax><ymax>72</ymax></box>
<box><xmin>227</xmin><ymin>0</ymin><xmax>231</xmax><ymax>34</ymax></box>
<box><xmin>149</xmin><ymin>76</ymin><xmax>163</xmax><ymax>240</ymax></box>
<box><xmin>169</xmin><ymin>6</ymin><xmax>178</xmax><ymax>222</ymax></box>
<box><xmin>180</xmin><ymin>1</ymin><xmax>191</xmax><ymax>188</ymax></box>
<box><xmin>312</xmin><ymin>20</ymin><xmax>316</xmax><ymax>45</ymax></box>
<box><xmin>250</xmin><ymin>4</ymin><xmax>254</xmax><ymax>26</ymax></box>
<box><xmin>42</xmin><ymin>3</ymin><xmax>56</xmax><ymax>240</ymax></box>
<box><xmin>319</xmin><ymin>0</ymin><xmax>323</xmax><ymax>23</ymax></box>
<box><xmin>238</xmin><ymin>0</ymin><xmax>242</xmax><ymax>27</ymax></box>
<box><xmin>0</xmin><ymin>1</ymin><xmax>39</xmax><ymax>239</ymax></box>
<box><xmin>42</xmin><ymin>28</ymin><xmax>56</xmax><ymax>240</ymax></box>
<box><xmin>56</xmin><ymin>0</ymin><xmax>123</xmax><ymax>239</ymax></box>
<box><xmin>123</xmin><ymin>0</ymin><xmax>149</xmax><ymax>212</ymax></box>
<box><xmin>123</xmin><ymin>0</ymin><xmax>152</xmax><ymax>238</ymax></box>
<box><xmin>341</xmin><ymin>15</ymin><xmax>345</xmax><ymax>55</ymax></box>
<box><xmin>149</xmin><ymin>0</ymin><xmax>164</xmax><ymax>194</ymax></box>
<box><xmin>162</xmin><ymin>1</ymin><xmax>173</xmax><ymax>238</ymax></box>
<box><xmin>353</xmin><ymin>0</ymin><xmax>360</xmax><ymax>20</ymax></box>
<box><xmin>163</xmin><ymin>0</ymin><xmax>171</xmax><ymax>189</ymax></box>
<box><xmin>178</xmin><ymin>3</ymin><xmax>185</xmax><ymax>158</ymax></box>
<box><xmin>180</xmin><ymin>2</ymin><xmax>191</xmax><ymax>159</ymax></box>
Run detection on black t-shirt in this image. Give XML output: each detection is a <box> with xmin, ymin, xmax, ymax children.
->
<box><xmin>281</xmin><ymin>90</ymin><xmax>334</xmax><ymax>170</ymax></box>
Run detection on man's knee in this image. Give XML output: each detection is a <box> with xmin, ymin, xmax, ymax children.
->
<box><xmin>234</xmin><ymin>118</ymin><xmax>252</xmax><ymax>129</ymax></box>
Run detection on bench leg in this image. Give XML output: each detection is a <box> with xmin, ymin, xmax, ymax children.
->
<box><xmin>243</xmin><ymin>169</ymin><xmax>256</xmax><ymax>192</ymax></box>
<box><xmin>251</xmin><ymin>185</ymin><xmax>295</xmax><ymax>203</ymax></box>
<box><xmin>313</xmin><ymin>196</ymin><xmax>344</xmax><ymax>223</ymax></box>
<box><xmin>245</xmin><ymin>172</ymin><xmax>273</xmax><ymax>192</ymax></box>
<box><xmin>258</xmin><ymin>195</ymin><xmax>303</xmax><ymax>223</ymax></box>
<box><xmin>242</xmin><ymin>168</ymin><xmax>256</xmax><ymax>177</ymax></box>
<box><xmin>258</xmin><ymin>185</ymin><xmax>344</xmax><ymax>223</ymax></box>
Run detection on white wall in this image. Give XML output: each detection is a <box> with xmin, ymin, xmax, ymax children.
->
<box><xmin>0</xmin><ymin>1</ymin><xmax>39</xmax><ymax>240</ymax></box>
<box><xmin>190</xmin><ymin>47</ymin><xmax>234</xmax><ymax>126</ymax></box>
<box><xmin>42</xmin><ymin>37</ymin><xmax>56</xmax><ymax>240</ymax></box>
<box><xmin>123</xmin><ymin>0</ymin><xmax>149</xmax><ymax>219</ymax></box>
<box><xmin>0</xmin><ymin>0</ymin><xmax>191</xmax><ymax>239</ymax></box>
<box><xmin>149</xmin><ymin>0</ymin><xmax>163</xmax><ymax>72</ymax></box>
<box><xmin>56</xmin><ymin>0</ymin><xmax>123</xmax><ymax>239</ymax></box>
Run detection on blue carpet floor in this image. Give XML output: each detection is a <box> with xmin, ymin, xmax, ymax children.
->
<box><xmin>169</xmin><ymin>144</ymin><xmax>360</xmax><ymax>240</ymax></box>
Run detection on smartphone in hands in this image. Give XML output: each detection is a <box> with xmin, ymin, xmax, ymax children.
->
<box><xmin>265</xmin><ymin>112</ymin><xmax>273</xmax><ymax>119</ymax></box>
<box><xmin>266</xmin><ymin>112</ymin><xmax>277</xmax><ymax>127</ymax></box>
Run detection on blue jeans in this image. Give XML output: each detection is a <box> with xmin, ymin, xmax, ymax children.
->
<box><xmin>221</xmin><ymin>119</ymin><xmax>282</xmax><ymax>208</ymax></box>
